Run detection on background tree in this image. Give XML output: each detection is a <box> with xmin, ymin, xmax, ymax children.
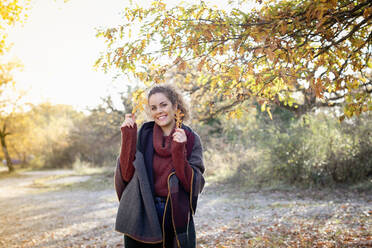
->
<box><xmin>67</xmin><ymin>97</ymin><xmax>125</xmax><ymax>166</ymax></box>
<box><xmin>0</xmin><ymin>0</ymin><xmax>30</xmax><ymax>172</ymax></box>
<box><xmin>97</xmin><ymin>0</ymin><xmax>372</xmax><ymax>120</ymax></box>
<box><xmin>66</xmin><ymin>87</ymin><xmax>145</xmax><ymax>167</ymax></box>
<box><xmin>0</xmin><ymin>61</ymin><xmax>23</xmax><ymax>172</ymax></box>
<box><xmin>24</xmin><ymin>103</ymin><xmax>82</xmax><ymax>168</ymax></box>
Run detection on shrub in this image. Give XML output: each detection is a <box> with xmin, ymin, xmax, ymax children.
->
<box><xmin>198</xmin><ymin>107</ymin><xmax>372</xmax><ymax>187</ymax></box>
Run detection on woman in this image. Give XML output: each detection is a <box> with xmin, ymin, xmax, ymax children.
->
<box><xmin>114</xmin><ymin>84</ymin><xmax>205</xmax><ymax>248</ymax></box>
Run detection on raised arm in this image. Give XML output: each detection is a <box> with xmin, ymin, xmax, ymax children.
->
<box><xmin>119</xmin><ymin>114</ymin><xmax>137</xmax><ymax>182</ymax></box>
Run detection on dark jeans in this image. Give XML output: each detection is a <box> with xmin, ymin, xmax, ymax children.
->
<box><xmin>154</xmin><ymin>196</ymin><xmax>166</xmax><ymax>225</ymax></box>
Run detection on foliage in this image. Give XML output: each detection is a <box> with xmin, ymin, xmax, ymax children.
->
<box><xmin>0</xmin><ymin>0</ymin><xmax>30</xmax><ymax>172</ymax></box>
<box><xmin>0</xmin><ymin>65</ymin><xmax>24</xmax><ymax>172</ymax></box>
<box><xmin>97</xmin><ymin>0</ymin><xmax>372</xmax><ymax>119</ymax></box>
<box><xmin>0</xmin><ymin>60</ymin><xmax>22</xmax><ymax>95</ymax></box>
<box><xmin>0</xmin><ymin>0</ymin><xmax>30</xmax><ymax>55</ymax></box>
<box><xmin>1</xmin><ymin>101</ymin><xmax>118</xmax><ymax>170</ymax></box>
<box><xmin>1</xmin><ymin>87</ymin><xmax>142</xmax><ymax>170</ymax></box>
<box><xmin>254</xmin><ymin>110</ymin><xmax>371</xmax><ymax>185</ymax></box>
<box><xmin>0</xmin><ymin>103</ymin><xmax>83</xmax><ymax>169</ymax></box>
<box><xmin>67</xmin><ymin>103</ymin><xmax>122</xmax><ymax>167</ymax></box>
<box><xmin>19</xmin><ymin>103</ymin><xmax>83</xmax><ymax>168</ymax></box>
<box><xmin>200</xmin><ymin>105</ymin><xmax>372</xmax><ymax>186</ymax></box>
<box><xmin>66</xmin><ymin>89</ymin><xmax>138</xmax><ymax>167</ymax></box>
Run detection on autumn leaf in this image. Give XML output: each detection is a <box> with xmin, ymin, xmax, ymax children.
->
<box><xmin>178</xmin><ymin>60</ymin><xmax>187</xmax><ymax>71</ymax></box>
<box><xmin>175</xmin><ymin>109</ymin><xmax>184</xmax><ymax>128</ymax></box>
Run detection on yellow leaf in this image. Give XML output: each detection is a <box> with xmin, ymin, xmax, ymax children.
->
<box><xmin>261</xmin><ymin>102</ymin><xmax>266</xmax><ymax>112</ymax></box>
<box><xmin>239</xmin><ymin>46</ymin><xmax>245</xmax><ymax>56</ymax></box>
<box><xmin>363</xmin><ymin>7</ymin><xmax>372</xmax><ymax>19</ymax></box>
<box><xmin>231</xmin><ymin>66</ymin><xmax>240</xmax><ymax>81</ymax></box>
<box><xmin>185</xmin><ymin>73</ymin><xmax>192</xmax><ymax>84</ymax></box>
<box><xmin>267</xmin><ymin>107</ymin><xmax>273</xmax><ymax>120</ymax></box>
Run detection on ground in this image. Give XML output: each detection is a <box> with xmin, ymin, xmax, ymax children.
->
<box><xmin>0</xmin><ymin>169</ymin><xmax>371</xmax><ymax>248</ymax></box>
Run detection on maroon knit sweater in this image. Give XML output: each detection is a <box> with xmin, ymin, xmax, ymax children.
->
<box><xmin>119</xmin><ymin>123</ymin><xmax>193</xmax><ymax>197</ymax></box>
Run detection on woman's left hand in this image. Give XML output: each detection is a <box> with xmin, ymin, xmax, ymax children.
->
<box><xmin>173</xmin><ymin>128</ymin><xmax>187</xmax><ymax>143</ymax></box>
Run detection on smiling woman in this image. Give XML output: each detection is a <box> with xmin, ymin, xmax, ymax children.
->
<box><xmin>147</xmin><ymin>85</ymin><xmax>190</xmax><ymax>136</ymax></box>
<box><xmin>114</xmin><ymin>84</ymin><xmax>205</xmax><ymax>247</ymax></box>
<box><xmin>148</xmin><ymin>92</ymin><xmax>177</xmax><ymax>136</ymax></box>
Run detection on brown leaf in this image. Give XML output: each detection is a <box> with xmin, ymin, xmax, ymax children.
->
<box><xmin>173</xmin><ymin>56</ymin><xmax>182</xmax><ymax>65</ymax></box>
<box><xmin>178</xmin><ymin>60</ymin><xmax>187</xmax><ymax>71</ymax></box>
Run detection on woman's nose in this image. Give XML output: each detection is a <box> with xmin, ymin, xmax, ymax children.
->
<box><xmin>158</xmin><ymin>106</ymin><xmax>166</xmax><ymax>112</ymax></box>
<box><xmin>155</xmin><ymin>107</ymin><xmax>163</xmax><ymax>114</ymax></box>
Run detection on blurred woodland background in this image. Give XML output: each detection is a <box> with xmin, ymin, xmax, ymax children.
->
<box><xmin>1</xmin><ymin>1</ymin><xmax>371</xmax><ymax>246</ymax></box>
<box><xmin>1</xmin><ymin>93</ymin><xmax>371</xmax><ymax>188</ymax></box>
<box><xmin>1</xmin><ymin>0</ymin><xmax>371</xmax><ymax>189</ymax></box>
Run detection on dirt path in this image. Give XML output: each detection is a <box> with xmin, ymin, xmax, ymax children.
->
<box><xmin>0</xmin><ymin>170</ymin><xmax>371</xmax><ymax>247</ymax></box>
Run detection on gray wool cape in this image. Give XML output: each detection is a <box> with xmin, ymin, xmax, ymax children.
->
<box><xmin>114</xmin><ymin>122</ymin><xmax>205</xmax><ymax>247</ymax></box>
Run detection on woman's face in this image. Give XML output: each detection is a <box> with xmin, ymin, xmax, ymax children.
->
<box><xmin>148</xmin><ymin>92</ymin><xmax>176</xmax><ymax>131</ymax></box>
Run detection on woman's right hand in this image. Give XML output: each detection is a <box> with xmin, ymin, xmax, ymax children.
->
<box><xmin>121</xmin><ymin>113</ymin><xmax>136</xmax><ymax>128</ymax></box>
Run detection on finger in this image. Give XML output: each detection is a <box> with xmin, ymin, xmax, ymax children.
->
<box><xmin>174</xmin><ymin>130</ymin><xmax>185</xmax><ymax>138</ymax></box>
<box><xmin>123</xmin><ymin>119</ymin><xmax>134</xmax><ymax>128</ymax></box>
<box><xmin>175</xmin><ymin>128</ymin><xmax>185</xmax><ymax>135</ymax></box>
<box><xmin>173</xmin><ymin>133</ymin><xmax>181</xmax><ymax>140</ymax></box>
<box><xmin>121</xmin><ymin>121</ymin><xmax>128</xmax><ymax>128</ymax></box>
<box><xmin>173</xmin><ymin>133</ymin><xmax>184</xmax><ymax>142</ymax></box>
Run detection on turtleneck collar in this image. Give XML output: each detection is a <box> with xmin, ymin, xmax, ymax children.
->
<box><xmin>153</xmin><ymin>123</ymin><xmax>175</xmax><ymax>157</ymax></box>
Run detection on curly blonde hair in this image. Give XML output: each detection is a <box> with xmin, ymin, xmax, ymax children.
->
<box><xmin>147</xmin><ymin>84</ymin><xmax>190</xmax><ymax>122</ymax></box>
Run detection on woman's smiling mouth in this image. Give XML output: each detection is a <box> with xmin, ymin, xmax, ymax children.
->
<box><xmin>157</xmin><ymin>114</ymin><xmax>168</xmax><ymax>121</ymax></box>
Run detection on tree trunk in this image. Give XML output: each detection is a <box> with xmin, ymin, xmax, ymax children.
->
<box><xmin>0</xmin><ymin>135</ymin><xmax>14</xmax><ymax>173</ymax></box>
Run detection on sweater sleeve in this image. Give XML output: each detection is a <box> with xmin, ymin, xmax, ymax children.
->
<box><xmin>119</xmin><ymin>124</ymin><xmax>137</xmax><ymax>182</ymax></box>
<box><xmin>171</xmin><ymin>140</ymin><xmax>193</xmax><ymax>192</ymax></box>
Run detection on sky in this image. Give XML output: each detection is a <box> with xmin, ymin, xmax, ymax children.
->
<box><xmin>8</xmin><ymin>0</ymin><xmax>129</xmax><ymax>110</ymax></box>
<box><xmin>7</xmin><ymin>0</ymin><xmax>251</xmax><ymax>111</ymax></box>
